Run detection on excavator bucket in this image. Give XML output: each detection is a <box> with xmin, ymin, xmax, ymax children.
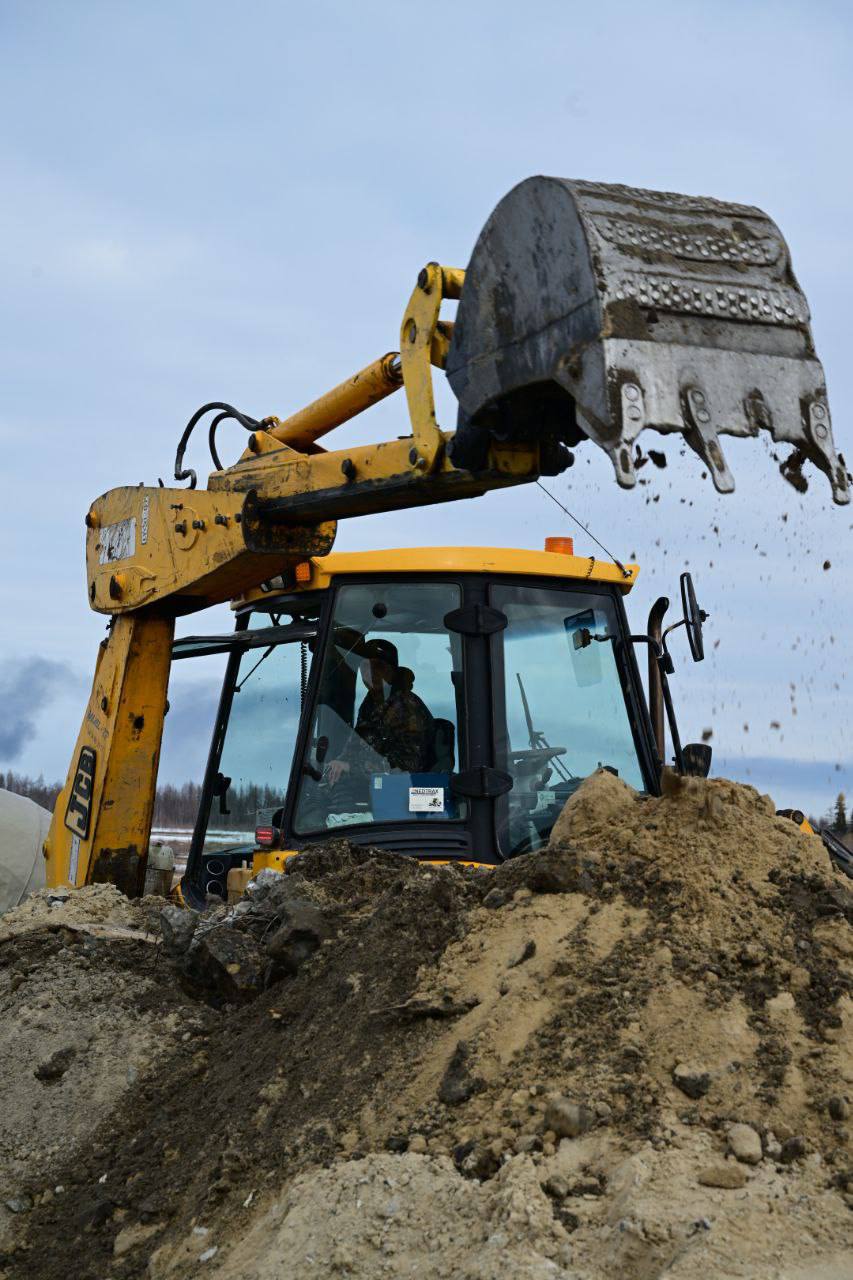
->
<box><xmin>446</xmin><ymin>177</ymin><xmax>848</xmax><ymax>504</ymax></box>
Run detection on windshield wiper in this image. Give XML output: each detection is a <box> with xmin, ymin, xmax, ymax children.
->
<box><xmin>235</xmin><ymin>645</ymin><xmax>276</xmax><ymax>692</ymax></box>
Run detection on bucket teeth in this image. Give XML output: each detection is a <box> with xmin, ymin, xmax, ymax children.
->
<box><xmin>446</xmin><ymin>176</ymin><xmax>849</xmax><ymax>506</ymax></box>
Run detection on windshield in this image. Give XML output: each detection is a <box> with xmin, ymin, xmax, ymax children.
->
<box><xmin>491</xmin><ymin>583</ymin><xmax>644</xmax><ymax>857</ymax></box>
<box><xmin>293</xmin><ymin>581</ymin><xmax>465</xmax><ymax>834</ymax></box>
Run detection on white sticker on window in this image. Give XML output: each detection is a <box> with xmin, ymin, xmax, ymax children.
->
<box><xmin>98</xmin><ymin>516</ymin><xmax>136</xmax><ymax>564</ymax></box>
<box><xmin>409</xmin><ymin>786</ymin><xmax>445</xmax><ymax>813</ymax></box>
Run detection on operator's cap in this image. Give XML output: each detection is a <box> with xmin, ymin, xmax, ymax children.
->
<box><xmin>362</xmin><ymin>638</ymin><xmax>399</xmax><ymax>668</ymax></box>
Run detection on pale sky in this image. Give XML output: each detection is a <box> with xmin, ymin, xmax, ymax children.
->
<box><xmin>1</xmin><ymin>0</ymin><xmax>851</xmax><ymax>818</ymax></box>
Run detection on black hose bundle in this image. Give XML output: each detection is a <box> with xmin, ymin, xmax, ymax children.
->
<box><xmin>174</xmin><ymin>402</ymin><xmax>270</xmax><ymax>488</ymax></box>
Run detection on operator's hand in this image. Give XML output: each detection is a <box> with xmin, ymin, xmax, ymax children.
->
<box><xmin>325</xmin><ymin>760</ymin><xmax>350</xmax><ymax>786</ymax></box>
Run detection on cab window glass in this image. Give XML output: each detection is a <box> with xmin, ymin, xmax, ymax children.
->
<box><xmin>492</xmin><ymin>584</ymin><xmax>644</xmax><ymax>857</ymax></box>
<box><xmin>294</xmin><ymin>582</ymin><xmax>465</xmax><ymax>834</ymax></box>
<box><xmin>202</xmin><ymin>637</ymin><xmax>310</xmax><ymax>856</ymax></box>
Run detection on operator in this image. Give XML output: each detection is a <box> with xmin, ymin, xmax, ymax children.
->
<box><xmin>325</xmin><ymin>640</ymin><xmax>433</xmax><ymax>785</ymax></box>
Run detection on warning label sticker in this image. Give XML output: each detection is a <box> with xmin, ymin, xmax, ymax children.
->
<box><xmin>98</xmin><ymin>516</ymin><xmax>136</xmax><ymax>565</ymax></box>
<box><xmin>409</xmin><ymin>786</ymin><xmax>445</xmax><ymax>813</ymax></box>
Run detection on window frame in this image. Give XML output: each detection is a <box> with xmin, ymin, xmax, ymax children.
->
<box><xmin>184</xmin><ymin>600</ymin><xmax>330</xmax><ymax>890</ymax></box>
<box><xmin>181</xmin><ymin>572</ymin><xmax>662</xmax><ymax>895</ymax></box>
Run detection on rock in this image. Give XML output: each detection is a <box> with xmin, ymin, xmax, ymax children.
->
<box><xmin>544</xmin><ymin>1175</ymin><xmax>570</xmax><ymax>1200</ymax></box>
<box><xmin>766</xmin><ymin>991</ymin><xmax>796</xmax><ymax>1015</ymax></box>
<box><xmin>727</xmin><ymin>1122</ymin><xmax>763</xmax><ymax>1165</ymax></box>
<box><xmin>193</xmin><ymin>927</ymin><xmax>265</xmax><ymax>1001</ymax></box>
<box><xmin>159</xmin><ymin>904</ymin><xmax>199</xmax><ymax>955</ymax></box>
<box><xmin>698</xmin><ymin>1163</ymin><xmax>748</xmax><ymax>1189</ymax></box>
<box><xmin>780</xmin><ymin>1135</ymin><xmax>807</xmax><ymax>1164</ymax></box>
<box><xmin>482</xmin><ymin>888</ymin><xmax>507</xmax><ymax>909</ymax></box>
<box><xmin>565</xmin><ymin>1174</ymin><xmax>605</xmax><ymax>1196</ymax></box>
<box><xmin>523</xmin><ymin>848</ymin><xmax>581</xmax><ymax>894</ymax></box>
<box><xmin>544</xmin><ymin>1096</ymin><xmax>594</xmax><ymax>1139</ymax></box>
<box><xmin>454</xmin><ymin>1141</ymin><xmax>499</xmax><ymax>1179</ymax></box>
<box><xmin>384</xmin><ymin>994</ymin><xmax>478</xmax><ymax>1021</ymax></box>
<box><xmin>509</xmin><ymin>939</ymin><xmax>536</xmax><ymax>968</ymax></box>
<box><xmin>4</xmin><ymin>1195</ymin><xmax>33</xmax><ymax>1214</ymax></box>
<box><xmin>264</xmin><ymin>899</ymin><xmax>330</xmax><ymax>975</ymax></box>
<box><xmin>828</xmin><ymin>1096</ymin><xmax>850</xmax><ymax>1122</ymax></box>
<box><xmin>408</xmin><ymin>1134</ymin><xmax>427</xmax><ymax>1154</ymax></box>
<box><xmin>438</xmin><ymin>1041</ymin><xmax>483</xmax><ymax>1106</ymax></box>
<box><xmin>672</xmin><ymin>1062</ymin><xmax>711</xmax><ymax>1100</ymax></box>
<box><xmin>738</xmin><ymin>943</ymin><xmax>762</xmax><ymax>968</ymax></box>
<box><xmin>492</xmin><ymin>845</ymin><xmax>595</xmax><ymax>898</ymax></box>
<box><xmin>34</xmin><ymin>1045</ymin><xmax>76</xmax><ymax>1082</ymax></box>
<box><xmin>763</xmin><ymin>1131</ymin><xmax>782</xmax><ymax>1160</ymax></box>
<box><xmin>252</xmin><ymin>868</ymin><xmax>285</xmax><ymax>891</ymax></box>
<box><xmin>113</xmin><ymin>1220</ymin><xmax>164</xmax><ymax>1257</ymax></box>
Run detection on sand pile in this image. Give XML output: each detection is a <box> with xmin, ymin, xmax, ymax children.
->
<box><xmin>1</xmin><ymin>774</ymin><xmax>851</xmax><ymax>1279</ymax></box>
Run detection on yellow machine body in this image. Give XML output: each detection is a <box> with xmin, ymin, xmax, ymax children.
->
<box><xmin>45</xmin><ymin>176</ymin><xmax>845</xmax><ymax>895</ymax></box>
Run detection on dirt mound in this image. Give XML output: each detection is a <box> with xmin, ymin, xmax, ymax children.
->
<box><xmin>2</xmin><ymin>775</ymin><xmax>851</xmax><ymax>1279</ymax></box>
<box><xmin>170</xmin><ymin>1152</ymin><xmax>570</xmax><ymax>1280</ymax></box>
<box><xmin>0</xmin><ymin>884</ymin><xmax>161</xmax><ymax>941</ymax></box>
<box><xmin>0</xmin><ymin>886</ymin><xmax>202</xmax><ymax>1251</ymax></box>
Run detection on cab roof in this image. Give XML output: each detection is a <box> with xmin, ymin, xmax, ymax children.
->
<box><xmin>236</xmin><ymin>546</ymin><xmax>638</xmax><ymax>609</ymax></box>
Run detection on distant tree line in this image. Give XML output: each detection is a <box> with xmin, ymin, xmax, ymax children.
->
<box><xmin>153</xmin><ymin>781</ymin><xmax>204</xmax><ymax>827</ymax></box>
<box><xmin>1</xmin><ymin>770</ymin><xmax>284</xmax><ymax>832</ymax></box>
<box><xmin>154</xmin><ymin>779</ymin><xmax>285</xmax><ymax>830</ymax></box>
<box><xmin>829</xmin><ymin>792</ymin><xmax>852</xmax><ymax>838</ymax></box>
<box><xmin>0</xmin><ymin>770</ymin><xmax>61</xmax><ymax>814</ymax></box>
<box><xmin>4</xmin><ymin>770</ymin><xmax>853</xmax><ymax>847</ymax></box>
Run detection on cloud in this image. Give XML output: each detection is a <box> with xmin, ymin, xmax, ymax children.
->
<box><xmin>0</xmin><ymin>658</ymin><xmax>74</xmax><ymax>761</ymax></box>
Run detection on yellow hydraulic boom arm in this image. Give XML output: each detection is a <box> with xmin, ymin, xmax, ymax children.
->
<box><xmin>45</xmin><ymin>264</ymin><xmax>536</xmax><ymax>892</ymax></box>
<box><xmin>46</xmin><ymin>177</ymin><xmax>847</xmax><ymax>893</ymax></box>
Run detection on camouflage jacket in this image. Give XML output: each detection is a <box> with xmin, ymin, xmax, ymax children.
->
<box><xmin>342</xmin><ymin>687</ymin><xmax>433</xmax><ymax>774</ymax></box>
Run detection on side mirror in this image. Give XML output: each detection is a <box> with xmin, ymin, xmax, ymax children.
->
<box><xmin>682</xmin><ymin>743</ymin><xmax>712</xmax><ymax>777</ymax></box>
<box><xmin>680</xmin><ymin>572</ymin><xmax>707</xmax><ymax>663</ymax></box>
<box><xmin>564</xmin><ymin>610</ymin><xmax>602</xmax><ymax>687</ymax></box>
<box><xmin>214</xmin><ymin>771</ymin><xmax>232</xmax><ymax>816</ymax></box>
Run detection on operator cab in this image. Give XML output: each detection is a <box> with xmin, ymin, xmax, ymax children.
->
<box><xmin>174</xmin><ymin>545</ymin><xmax>692</xmax><ymax>905</ymax></box>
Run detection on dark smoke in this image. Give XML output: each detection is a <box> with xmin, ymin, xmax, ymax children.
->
<box><xmin>0</xmin><ymin>657</ymin><xmax>72</xmax><ymax>761</ymax></box>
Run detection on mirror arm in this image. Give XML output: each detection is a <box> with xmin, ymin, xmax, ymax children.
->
<box><xmin>662</xmin><ymin>617</ymin><xmax>686</xmax><ymax>644</ymax></box>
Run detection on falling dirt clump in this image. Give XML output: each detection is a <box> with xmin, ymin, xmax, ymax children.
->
<box><xmin>3</xmin><ymin>777</ymin><xmax>852</xmax><ymax>1280</ymax></box>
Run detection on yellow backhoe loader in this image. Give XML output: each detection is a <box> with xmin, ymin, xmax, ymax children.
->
<box><xmin>43</xmin><ymin>177</ymin><xmax>850</xmax><ymax>904</ymax></box>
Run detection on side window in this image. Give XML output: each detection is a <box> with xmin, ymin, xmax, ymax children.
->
<box><xmin>492</xmin><ymin>584</ymin><xmax>645</xmax><ymax>857</ymax></box>
<box><xmin>202</xmin><ymin>639</ymin><xmax>310</xmax><ymax>854</ymax></box>
<box><xmin>155</xmin><ymin>649</ymin><xmax>227</xmax><ymax>873</ymax></box>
